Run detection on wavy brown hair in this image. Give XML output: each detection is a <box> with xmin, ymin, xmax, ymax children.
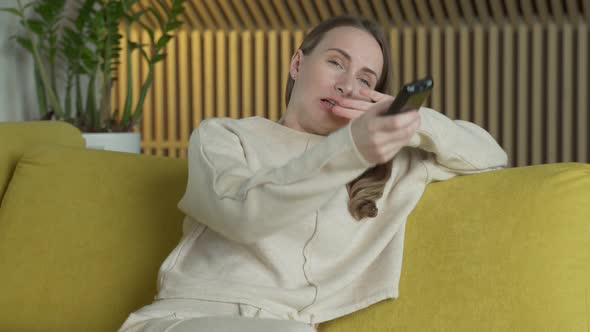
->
<box><xmin>284</xmin><ymin>16</ymin><xmax>394</xmax><ymax>221</ymax></box>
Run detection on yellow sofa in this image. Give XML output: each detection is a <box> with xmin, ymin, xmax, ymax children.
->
<box><xmin>1</xmin><ymin>121</ymin><xmax>588</xmax><ymax>332</ymax></box>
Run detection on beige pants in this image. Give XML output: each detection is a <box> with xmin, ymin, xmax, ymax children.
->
<box><xmin>118</xmin><ymin>299</ymin><xmax>317</xmax><ymax>332</ymax></box>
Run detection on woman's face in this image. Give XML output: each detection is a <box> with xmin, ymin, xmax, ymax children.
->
<box><xmin>286</xmin><ymin>26</ymin><xmax>384</xmax><ymax>135</ymax></box>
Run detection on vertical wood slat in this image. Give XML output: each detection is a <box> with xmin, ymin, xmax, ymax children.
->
<box><xmin>403</xmin><ymin>27</ymin><xmax>414</xmax><ymax>83</ymax></box>
<box><xmin>546</xmin><ymin>24</ymin><xmax>558</xmax><ymax>164</ymax></box>
<box><xmin>153</xmin><ymin>29</ymin><xmax>165</xmax><ymax>157</ymax></box>
<box><xmin>459</xmin><ymin>25</ymin><xmax>470</xmax><ymax>121</ymax></box>
<box><xmin>140</xmin><ymin>30</ymin><xmax>153</xmax><ymax>154</ymax></box>
<box><xmin>118</xmin><ymin>26</ymin><xmax>128</xmax><ymax>123</ymax></box>
<box><xmin>416</xmin><ymin>26</ymin><xmax>428</xmax><ymax>81</ymax></box>
<box><xmin>258</xmin><ymin>0</ymin><xmax>281</xmax><ymax>28</ymax></box>
<box><xmin>301</xmin><ymin>0</ymin><xmax>321</xmax><ymax>27</ymax></box>
<box><xmin>400</xmin><ymin>0</ymin><xmax>418</xmax><ymax>26</ymax></box>
<box><xmin>231</xmin><ymin>0</ymin><xmax>255</xmax><ymax>29</ymax></box>
<box><xmin>280</xmin><ymin>30</ymin><xmax>292</xmax><ymax>117</ymax></box>
<box><xmin>241</xmin><ymin>31</ymin><xmax>253</xmax><ymax>118</ymax></box>
<box><xmin>191</xmin><ymin>30</ymin><xmax>203</xmax><ymax>129</ymax></box>
<box><xmin>229</xmin><ymin>31</ymin><xmax>240</xmax><ymax>119</ymax></box>
<box><xmin>294</xmin><ymin>30</ymin><xmax>304</xmax><ymax>57</ymax></box>
<box><xmin>430</xmin><ymin>26</ymin><xmax>443</xmax><ymax>112</ymax></box>
<box><xmin>372</xmin><ymin>0</ymin><xmax>391</xmax><ymax>28</ymax></box>
<box><xmin>357</xmin><ymin>0</ymin><xmax>374</xmax><ymax>20</ymax></box>
<box><xmin>216</xmin><ymin>30</ymin><xmax>227</xmax><ymax>119</ymax></box>
<box><xmin>313</xmin><ymin>0</ymin><xmax>332</xmax><ymax>21</ymax></box>
<box><xmin>217</xmin><ymin>0</ymin><xmax>242</xmax><ymax>30</ymax></box>
<box><xmin>255</xmin><ymin>30</ymin><xmax>266</xmax><ymax>118</ymax></box>
<box><xmin>166</xmin><ymin>30</ymin><xmax>178</xmax><ymax>158</ymax></box>
<box><xmin>272</xmin><ymin>0</ymin><xmax>295</xmax><ymax>30</ymax></box>
<box><xmin>487</xmin><ymin>25</ymin><xmax>499</xmax><ymax>141</ymax></box>
<box><xmin>287</xmin><ymin>1</ymin><xmax>308</xmax><ymax>29</ymax></box>
<box><xmin>414</xmin><ymin>0</ymin><xmax>433</xmax><ymax>26</ymax></box>
<box><xmin>130</xmin><ymin>28</ymin><xmax>141</xmax><ymax>128</ymax></box>
<box><xmin>473</xmin><ymin>25</ymin><xmax>485</xmax><ymax>128</ymax></box>
<box><xmin>444</xmin><ymin>25</ymin><xmax>456</xmax><ymax>120</ymax></box>
<box><xmin>561</xmin><ymin>23</ymin><xmax>573</xmax><ymax>162</ymax></box>
<box><xmin>389</xmin><ymin>27</ymin><xmax>400</xmax><ymax>92</ymax></box>
<box><xmin>268</xmin><ymin>30</ymin><xmax>279</xmax><ymax>121</ymax></box>
<box><xmin>203</xmin><ymin>0</ymin><xmax>229</xmax><ymax>29</ymax></box>
<box><xmin>531</xmin><ymin>23</ymin><xmax>544</xmax><ymax>165</ymax></box>
<box><xmin>577</xmin><ymin>23</ymin><xmax>588</xmax><ymax>162</ymax></box>
<box><xmin>517</xmin><ymin>24</ymin><xmax>529</xmax><ymax>166</ymax></box>
<box><xmin>386</xmin><ymin>1</ymin><xmax>406</xmax><ymax>28</ymax></box>
<box><xmin>204</xmin><ymin>31</ymin><xmax>214</xmax><ymax>121</ymax></box>
<box><xmin>177</xmin><ymin>29</ymin><xmax>190</xmax><ymax>159</ymax></box>
<box><xmin>502</xmin><ymin>24</ymin><xmax>514</xmax><ymax>165</ymax></box>
<box><xmin>328</xmin><ymin>0</ymin><xmax>344</xmax><ymax>16</ymax></box>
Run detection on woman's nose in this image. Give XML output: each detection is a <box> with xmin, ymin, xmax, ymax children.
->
<box><xmin>334</xmin><ymin>74</ymin><xmax>354</xmax><ymax>96</ymax></box>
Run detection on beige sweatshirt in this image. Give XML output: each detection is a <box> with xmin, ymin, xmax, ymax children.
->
<box><xmin>156</xmin><ymin>108</ymin><xmax>508</xmax><ymax>324</ymax></box>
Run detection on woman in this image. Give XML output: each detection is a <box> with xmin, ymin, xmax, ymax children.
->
<box><xmin>119</xmin><ymin>15</ymin><xmax>507</xmax><ymax>332</ymax></box>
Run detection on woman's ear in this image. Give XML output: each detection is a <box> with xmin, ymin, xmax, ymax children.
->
<box><xmin>289</xmin><ymin>50</ymin><xmax>304</xmax><ymax>80</ymax></box>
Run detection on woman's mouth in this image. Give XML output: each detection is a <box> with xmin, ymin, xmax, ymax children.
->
<box><xmin>320</xmin><ymin>98</ymin><xmax>337</xmax><ymax>110</ymax></box>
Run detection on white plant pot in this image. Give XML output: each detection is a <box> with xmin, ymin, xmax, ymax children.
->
<box><xmin>82</xmin><ymin>132</ymin><xmax>141</xmax><ymax>154</ymax></box>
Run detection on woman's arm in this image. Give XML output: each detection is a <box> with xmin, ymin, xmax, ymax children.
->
<box><xmin>407</xmin><ymin>107</ymin><xmax>508</xmax><ymax>181</ymax></box>
<box><xmin>178</xmin><ymin>119</ymin><xmax>374</xmax><ymax>244</ymax></box>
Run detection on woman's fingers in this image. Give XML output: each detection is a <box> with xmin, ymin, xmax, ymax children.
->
<box><xmin>359</xmin><ymin>88</ymin><xmax>390</xmax><ymax>103</ymax></box>
<box><xmin>333</xmin><ymin>95</ymin><xmax>391</xmax><ymax>119</ymax></box>
<box><xmin>376</xmin><ymin>110</ymin><xmax>420</xmax><ymax>132</ymax></box>
<box><xmin>338</xmin><ymin>98</ymin><xmax>374</xmax><ymax>111</ymax></box>
<box><xmin>331</xmin><ymin>105</ymin><xmax>365</xmax><ymax>119</ymax></box>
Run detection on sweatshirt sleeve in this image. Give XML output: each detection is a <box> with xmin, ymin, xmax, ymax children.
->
<box><xmin>407</xmin><ymin>107</ymin><xmax>508</xmax><ymax>182</ymax></box>
<box><xmin>177</xmin><ymin>119</ymin><xmax>374</xmax><ymax>244</ymax></box>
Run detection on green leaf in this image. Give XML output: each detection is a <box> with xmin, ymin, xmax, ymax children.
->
<box><xmin>155</xmin><ymin>34</ymin><xmax>171</xmax><ymax>51</ymax></box>
<box><xmin>0</xmin><ymin>7</ymin><xmax>21</xmax><ymax>16</ymax></box>
<box><xmin>128</xmin><ymin>41</ymin><xmax>141</xmax><ymax>50</ymax></box>
<box><xmin>34</xmin><ymin>0</ymin><xmax>66</xmax><ymax>25</ymax></box>
<box><xmin>165</xmin><ymin>20</ymin><xmax>182</xmax><ymax>32</ymax></box>
<box><xmin>154</xmin><ymin>0</ymin><xmax>170</xmax><ymax>15</ymax></box>
<box><xmin>128</xmin><ymin>8</ymin><xmax>147</xmax><ymax>22</ymax></box>
<box><xmin>150</xmin><ymin>53</ymin><xmax>166</xmax><ymax>64</ymax></box>
<box><xmin>146</xmin><ymin>7</ymin><xmax>165</xmax><ymax>29</ymax></box>
<box><xmin>121</xmin><ymin>0</ymin><xmax>139</xmax><ymax>12</ymax></box>
<box><xmin>135</xmin><ymin>21</ymin><xmax>155</xmax><ymax>42</ymax></box>
<box><xmin>26</xmin><ymin>19</ymin><xmax>45</xmax><ymax>35</ymax></box>
<box><xmin>16</xmin><ymin>36</ymin><xmax>33</xmax><ymax>53</ymax></box>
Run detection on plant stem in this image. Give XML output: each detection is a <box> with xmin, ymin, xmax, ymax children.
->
<box><xmin>33</xmin><ymin>63</ymin><xmax>47</xmax><ymax>118</ymax></box>
<box><xmin>85</xmin><ymin>75</ymin><xmax>97</xmax><ymax>131</ymax></box>
<box><xmin>100</xmin><ymin>6</ymin><xmax>113</xmax><ymax>129</ymax></box>
<box><xmin>131</xmin><ymin>62</ymin><xmax>153</xmax><ymax>128</ymax></box>
<box><xmin>121</xmin><ymin>19</ymin><xmax>133</xmax><ymax>129</ymax></box>
<box><xmin>17</xmin><ymin>0</ymin><xmax>63</xmax><ymax>119</ymax></box>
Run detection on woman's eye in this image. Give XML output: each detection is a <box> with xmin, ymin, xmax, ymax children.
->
<box><xmin>359</xmin><ymin>78</ymin><xmax>370</xmax><ymax>86</ymax></box>
<box><xmin>328</xmin><ymin>60</ymin><xmax>343</xmax><ymax>68</ymax></box>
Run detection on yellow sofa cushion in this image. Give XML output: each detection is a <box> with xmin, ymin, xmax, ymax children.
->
<box><xmin>0</xmin><ymin>121</ymin><xmax>85</xmax><ymax>203</ymax></box>
<box><xmin>0</xmin><ymin>145</ymin><xmax>186</xmax><ymax>332</ymax></box>
<box><xmin>320</xmin><ymin>163</ymin><xmax>590</xmax><ymax>332</ymax></box>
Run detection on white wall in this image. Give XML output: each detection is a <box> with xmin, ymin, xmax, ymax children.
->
<box><xmin>0</xmin><ymin>13</ymin><xmax>37</xmax><ymax>122</ymax></box>
<box><xmin>0</xmin><ymin>0</ymin><xmax>79</xmax><ymax>122</ymax></box>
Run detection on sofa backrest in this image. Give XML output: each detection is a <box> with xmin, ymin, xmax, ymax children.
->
<box><xmin>0</xmin><ymin>121</ymin><xmax>85</xmax><ymax>203</ymax></box>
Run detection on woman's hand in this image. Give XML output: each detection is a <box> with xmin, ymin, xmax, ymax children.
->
<box><xmin>343</xmin><ymin>88</ymin><xmax>421</xmax><ymax>164</ymax></box>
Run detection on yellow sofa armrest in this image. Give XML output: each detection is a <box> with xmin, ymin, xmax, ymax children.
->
<box><xmin>321</xmin><ymin>163</ymin><xmax>590</xmax><ymax>332</ymax></box>
<box><xmin>0</xmin><ymin>145</ymin><xmax>185</xmax><ymax>332</ymax></box>
<box><xmin>0</xmin><ymin>121</ymin><xmax>85</xmax><ymax>202</ymax></box>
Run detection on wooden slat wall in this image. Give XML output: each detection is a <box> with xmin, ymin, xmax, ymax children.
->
<box><xmin>118</xmin><ymin>1</ymin><xmax>589</xmax><ymax>167</ymax></box>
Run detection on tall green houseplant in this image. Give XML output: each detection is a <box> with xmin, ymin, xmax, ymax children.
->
<box><xmin>1</xmin><ymin>0</ymin><xmax>187</xmax><ymax>132</ymax></box>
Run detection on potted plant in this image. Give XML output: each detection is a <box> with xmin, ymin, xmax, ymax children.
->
<box><xmin>1</xmin><ymin>0</ymin><xmax>187</xmax><ymax>153</ymax></box>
